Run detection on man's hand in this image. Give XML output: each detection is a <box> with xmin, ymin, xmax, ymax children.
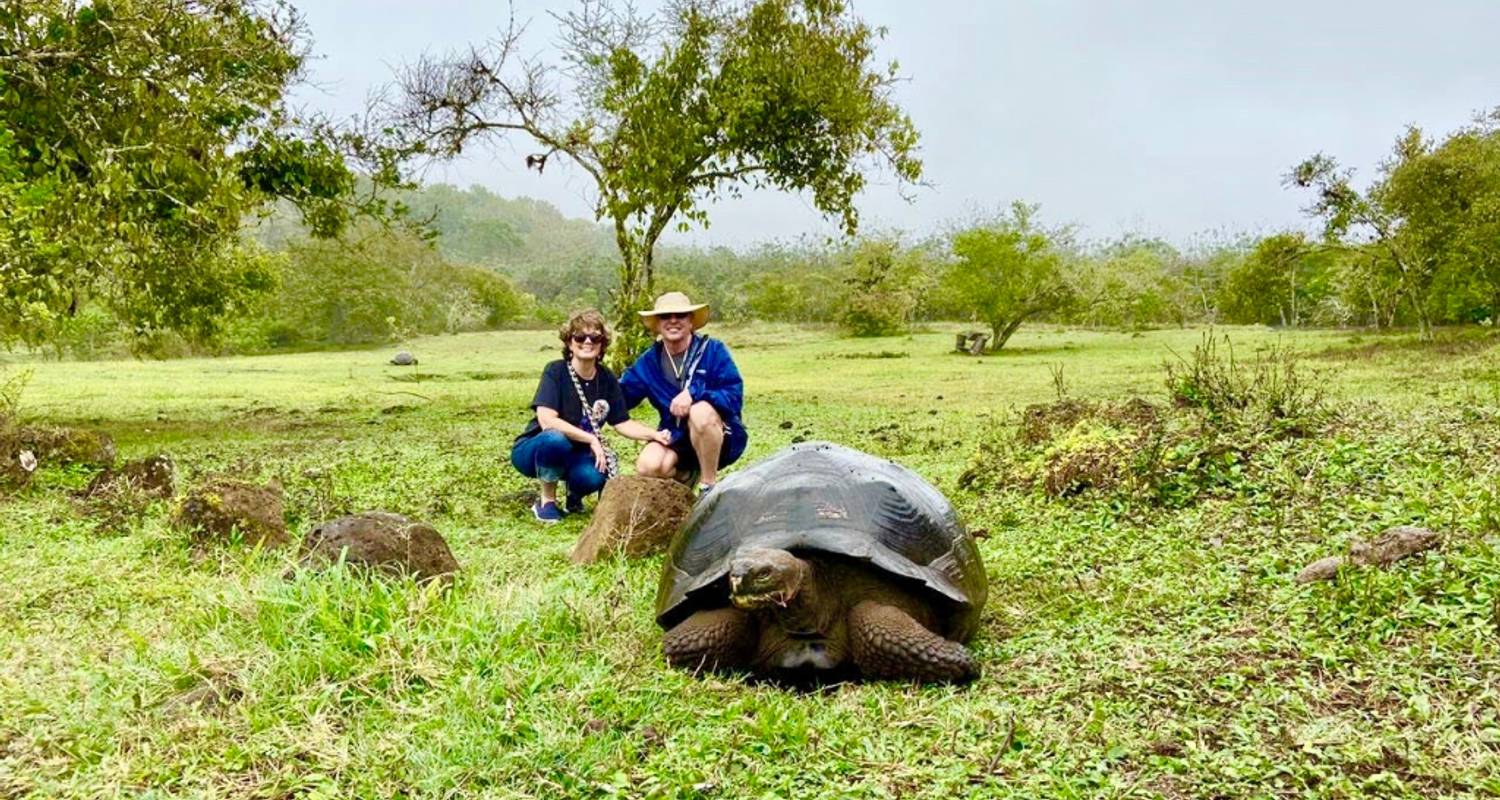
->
<box><xmin>670</xmin><ymin>389</ymin><xmax>693</xmax><ymax>419</ymax></box>
<box><xmin>588</xmin><ymin>436</ymin><xmax>608</xmax><ymax>473</ymax></box>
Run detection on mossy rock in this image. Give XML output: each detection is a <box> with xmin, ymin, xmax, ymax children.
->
<box><xmin>15</xmin><ymin>426</ymin><xmax>117</xmax><ymax>468</ymax></box>
<box><xmin>296</xmin><ymin>511</ymin><xmax>459</xmax><ymax>583</ymax></box>
<box><xmin>175</xmin><ymin>477</ymin><xmax>289</xmax><ymax>548</ymax></box>
<box><xmin>0</xmin><ymin>424</ymin><xmax>116</xmax><ymax>491</ymax></box>
<box><xmin>0</xmin><ymin>447</ymin><xmax>37</xmax><ymax>491</ymax></box>
<box><xmin>76</xmin><ymin>455</ymin><xmax>177</xmax><ymax>529</ymax></box>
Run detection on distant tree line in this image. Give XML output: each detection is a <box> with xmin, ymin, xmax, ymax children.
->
<box><xmin>41</xmin><ymin>109</ymin><xmax>1500</xmax><ymax>357</ymax></box>
<box><xmin>11</xmin><ymin>0</ymin><xmax>1497</xmax><ymax>360</ymax></box>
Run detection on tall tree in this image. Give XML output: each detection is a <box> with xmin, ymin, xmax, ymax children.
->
<box><xmin>939</xmin><ymin>203</ymin><xmax>1072</xmax><ymax>352</ymax></box>
<box><xmin>394</xmin><ymin>0</ymin><xmax>921</xmax><ymax>361</ymax></box>
<box><xmin>0</xmin><ymin>0</ymin><xmax>409</xmax><ymax>347</ymax></box>
<box><xmin>1379</xmin><ymin>115</ymin><xmax>1500</xmax><ymax>322</ymax></box>
<box><xmin>1218</xmin><ymin>232</ymin><xmax>1331</xmax><ymax>326</ymax></box>
<box><xmin>1289</xmin><ymin>129</ymin><xmax>1445</xmax><ymax>337</ymax></box>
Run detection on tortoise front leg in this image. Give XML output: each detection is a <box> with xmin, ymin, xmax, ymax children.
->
<box><xmin>848</xmin><ymin>601</ymin><xmax>980</xmax><ymax>683</ymax></box>
<box><xmin>662</xmin><ymin>608</ymin><xmax>757</xmax><ymax>673</ymax></box>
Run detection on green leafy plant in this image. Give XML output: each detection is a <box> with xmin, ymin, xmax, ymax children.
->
<box><xmin>938</xmin><ymin>203</ymin><xmax>1073</xmax><ymax>351</ymax></box>
<box><xmin>0</xmin><ymin>0</ymin><xmax>413</xmax><ymax>348</ymax></box>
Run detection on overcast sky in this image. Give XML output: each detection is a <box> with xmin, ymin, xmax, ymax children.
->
<box><xmin>291</xmin><ymin>1</ymin><xmax>1500</xmax><ymax>249</ymax></box>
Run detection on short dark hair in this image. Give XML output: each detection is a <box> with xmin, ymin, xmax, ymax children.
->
<box><xmin>560</xmin><ymin>308</ymin><xmax>611</xmax><ymax>360</ymax></box>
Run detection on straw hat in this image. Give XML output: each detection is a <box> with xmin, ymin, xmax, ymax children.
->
<box><xmin>638</xmin><ymin>291</ymin><xmax>710</xmax><ymax>332</ymax></box>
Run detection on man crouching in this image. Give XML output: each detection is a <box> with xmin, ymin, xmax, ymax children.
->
<box><xmin>621</xmin><ymin>292</ymin><xmax>748</xmax><ymax>495</ymax></box>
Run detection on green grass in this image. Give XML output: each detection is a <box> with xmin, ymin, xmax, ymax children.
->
<box><xmin>3</xmin><ymin>324</ymin><xmax>1500</xmax><ymax>798</ymax></box>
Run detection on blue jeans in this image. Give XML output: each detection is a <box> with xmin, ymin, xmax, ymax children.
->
<box><xmin>510</xmin><ymin>430</ymin><xmax>607</xmax><ymax>497</ymax></box>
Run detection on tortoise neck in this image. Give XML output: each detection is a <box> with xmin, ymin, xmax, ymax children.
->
<box><xmin>775</xmin><ymin>561</ymin><xmax>832</xmax><ymax>634</ymax></box>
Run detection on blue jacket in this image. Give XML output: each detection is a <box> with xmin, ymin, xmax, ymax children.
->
<box><xmin>621</xmin><ymin>335</ymin><xmax>748</xmax><ymax>450</ymax></box>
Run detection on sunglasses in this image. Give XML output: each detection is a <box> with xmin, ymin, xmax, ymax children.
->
<box><xmin>656</xmin><ymin>312</ymin><xmax>691</xmax><ymax>321</ymax></box>
<box><xmin>570</xmin><ymin>333</ymin><xmax>605</xmax><ymax>344</ymax></box>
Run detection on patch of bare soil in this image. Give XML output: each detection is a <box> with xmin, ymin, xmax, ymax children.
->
<box><xmin>571</xmin><ymin>476</ymin><xmax>695</xmax><ymax>563</ymax></box>
<box><xmin>175</xmin><ymin>476</ymin><xmax>289</xmax><ymax>548</ymax></box>
<box><xmin>296</xmin><ymin>511</ymin><xmax>460</xmax><ymax>583</ymax></box>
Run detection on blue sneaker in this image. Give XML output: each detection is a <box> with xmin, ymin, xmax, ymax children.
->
<box><xmin>564</xmin><ymin>493</ymin><xmax>585</xmax><ymax>515</ymax></box>
<box><xmin>532</xmin><ymin>499</ymin><xmax>564</xmax><ymax>524</ymax></box>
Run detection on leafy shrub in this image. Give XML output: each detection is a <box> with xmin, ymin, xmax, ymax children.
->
<box><xmin>836</xmin><ymin>240</ymin><xmax>929</xmax><ymax>337</ymax></box>
<box><xmin>41</xmin><ymin>306</ymin><xmax>126</xmax><ymax>360</ymax></box>
<box><xmin>963</xmin><ymin>336</ymin><xmax>1331</xmax><ymax>506</ymax></box>
<box><xmin>0</xmin><ymin>366</ymin><xmax>29</xmax><ymax>429</ymax></box>
<box><xmin>1164</xmin><ymin>332</ymin><xmax>1326</xmax><ymax>433</ymax></box>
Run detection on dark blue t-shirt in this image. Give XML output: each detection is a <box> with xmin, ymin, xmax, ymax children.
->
<box><xmin>514</xmin><ymin>360</ymin><xmax>628</xmax><ymax>445</ymax></box>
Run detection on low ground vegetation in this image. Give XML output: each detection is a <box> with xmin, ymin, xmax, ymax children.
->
<box><xmin>2</xmin><ymin>325</ymin><xmax>1499</xmax><ymax>797</ymax></box>
<box><xmin>963</xmin><ymin>334</ymin><xmax>1333</xmax><ymax>505</ymax></box>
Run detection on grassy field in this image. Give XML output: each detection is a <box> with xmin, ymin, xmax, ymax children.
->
<box><xmin>3</xmin><ymin>324</ymin><xmax>1500</xmax><ymax>798</ymax></box>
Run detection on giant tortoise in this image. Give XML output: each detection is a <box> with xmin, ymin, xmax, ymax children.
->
<box><xmin>656</xmin><ymin>441</ymin><xmax>988</xmax><ymax>683</ymax></box>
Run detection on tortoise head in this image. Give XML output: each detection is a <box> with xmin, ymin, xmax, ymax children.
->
<box><xmin>728</xmin><ymin>548</ymin><xmax>809</xmax><ymax>610</ymax></box>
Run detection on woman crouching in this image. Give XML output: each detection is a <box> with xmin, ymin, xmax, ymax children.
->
<box><xmin>510</xmin><ymin>309</ymin><xmax>672</xmax><ymax>523</ymax></box>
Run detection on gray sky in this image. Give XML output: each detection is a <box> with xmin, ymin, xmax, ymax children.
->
<box><xmin>292</xmin><ymin>1</ymin><xmax>1500</xmax><ymax>248</ymax></box>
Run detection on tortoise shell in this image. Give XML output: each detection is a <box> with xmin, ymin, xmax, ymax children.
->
<box><xmin>655</xmin><ymin>442</ymin><xmax>988</xmax><ymax>639</ymax></box>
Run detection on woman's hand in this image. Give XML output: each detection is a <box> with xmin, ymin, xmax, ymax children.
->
<box><xmin>670</xmin><ymin>389</ymin><xmax>693</xmax><ymax>418</ymax></box>
<box><xmin>650</xmin><ymin>429</ymin><xmax>673</xmax><ymax>447</ymax></box>
<box><xmin>588</xmin><ymin>436</ymin><xmax>608</xmax><ymax>473</ymax></box>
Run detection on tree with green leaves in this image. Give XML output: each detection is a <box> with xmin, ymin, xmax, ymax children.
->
<box><xmin>836</xmin><ymin>238</ymin><xmax>930</xmax><ymax>337</ymax></box>
<box><xmin>1217</xmin><ymin>232</ymin><xmax>1335</xmax><ymax>326</ymax></box>
<box><xmin>0</xmin><ymin>0</ymin><xmax>408</xmax><ymax>348</ymax></box>
<box><xmin>1379</xmin><ymin>114</ymin><xmax>1500</xmax><ymax>323</ymax></box>
<box><xmin>1070</xmin><ymin>236</ymin><xmax>1187</xmax><ymax>330</ymax></box>
<box><xmin>939</xmin><ymin>203</ymin><xmax>1072</xmax><ymax>352</ymax></box>
<box><xmin>234</xmin><ymin>222</ymin><xmax>525</xmax><ymax>350</ymax></box>
<box><xmin>394</xmin><ymin>0</ymin><xmax>921</xmax><ymax>362</ymax></box>
<box><xmin>1284</xmin><ymin>120</ymin><xmax>1500</xmax><ymax>337</ymax></box>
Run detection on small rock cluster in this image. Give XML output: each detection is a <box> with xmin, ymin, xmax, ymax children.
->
<box><xmin>173</xmin><ymin>476</ymin><xmax>461</xmax><ymax>583</ymax></box>
<box><xmin>1295</xmin><ymin>525</ymin><xmax>1442</xmax><ymax>584</ymax></box>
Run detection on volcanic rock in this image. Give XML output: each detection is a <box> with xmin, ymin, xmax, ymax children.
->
<box><xmin>297</xmin><ymin>511</ymin><xmax>459</xmax><ymax>583</ymax></box>
<box><xmin>84</xmin><ymin>454</ymin><xmax>176</xmax><ymax>499</ymax></box>
<box><xmin>175</xmin><ymin>476</ymin><xmax>289</xmax><ymax>548</ymax></box>
<box><xmin>1296</xmin><ymin>525</ymin><xmax>1442</xmax><ymax>584</ymax></box>
<box><xmin>570</xmin><ymin>475</ymin><xmax>694</xmax><ymax>564</ymax></box>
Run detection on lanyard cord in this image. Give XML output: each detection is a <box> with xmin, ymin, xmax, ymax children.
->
<box><xmin>664</xmin><ymin>336</ymin><xmax>709</xmax><ymax>428</ymax></box>
<box><xmin>567</xmin><ymin>362</ymin><xmax>618</xmax><ymax>477</ymax></box>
